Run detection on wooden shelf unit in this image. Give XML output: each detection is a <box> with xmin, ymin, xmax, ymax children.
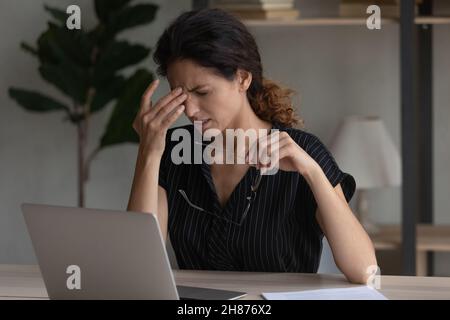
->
<box><xmin>242</xmin><ymin>16</ymin><xmax>450</xmax><ymax>27</ymax></box>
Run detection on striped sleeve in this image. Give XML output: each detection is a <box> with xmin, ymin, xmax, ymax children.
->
<box><xmin>306</xmin><ymin>134</ymin><xmax>356</xmax><ymax>204</ymax></box>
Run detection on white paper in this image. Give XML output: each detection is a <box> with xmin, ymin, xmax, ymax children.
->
<box><xmin>262</xmin><ymin>286</ymin><xmax>388</xmax><ymax>300</ymax></box>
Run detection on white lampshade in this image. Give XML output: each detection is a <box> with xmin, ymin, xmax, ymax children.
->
<box><xmin>329</xmin><ymin>115</ymin><xmax>401</xmax><ymax>190</ymax></box>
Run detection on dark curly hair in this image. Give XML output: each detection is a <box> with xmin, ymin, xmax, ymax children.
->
<box><xmin>153</xmin><ymin>8</ymin><xmax>303</xmax><ymax>128</ymax></box>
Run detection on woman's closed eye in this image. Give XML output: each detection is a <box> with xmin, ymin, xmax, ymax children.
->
<box><xmin>196</xmin><ymin>91</ymin><xmax>208</xmax><ymax>96</ymax></box>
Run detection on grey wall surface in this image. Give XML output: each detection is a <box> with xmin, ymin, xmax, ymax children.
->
<box><xmin>1</xmin><ymin>0</ymin><xmax>449</xmax><ymax>275</ymax></box>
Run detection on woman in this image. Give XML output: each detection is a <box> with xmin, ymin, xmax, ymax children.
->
<box><xmin>127</xmin><ymin>8</ymin><xmax>377</xmax><ymax>284</ymax></box>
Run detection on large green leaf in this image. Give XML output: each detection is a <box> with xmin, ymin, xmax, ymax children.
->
<box><xmin>44</xmin><ymin>4</ymin><xmax>68</xmax><ymax>25</ymax></box>
<box><xmin>90</xmin><ymin>75</ymin><xmax>126</xmax><ymax>113</ymax></box>
<box><xmin>37</xmin><ymin>33</ymin><xmax>90</xmax><ymax>104</ymax></box>
<box><xmin>20</xmin><ymin>42</ymin><xmax>38</xmax><ymax>57</ymax></box>
<box><xmin>102</xmin><ymin>4</ymin><xmax>158</xmax><ymax>40</ymax></box>
<box><xmin>94</xmin><ymin>0</ymin><xmax>132</xmax><ymax>23</ymax></box>
<box><xmin>39</xmin><ymin>62</ymin><xmax>88</xmax><ymax>105</ymax></box>
<box><xmin>9</xmin><ymin>88</ymin><xmax>70</xmax><ymax>113</ymax></box>
<box><xmin>37</xmin><ymin>30</ymin><xmax>59</xmax><ymax>64</ymax></box>
<box><xmin>47</xmin><ymin>22</ymin><xmax>92</xmax><ymax>67</ymax></box>
<box><xmin>36</xmin><ymin>23</ymin><xmax>92</xmax><ymax>67</ymax></box>
<box><xmin>94</xmin><ymin>41</ymin><xmax>150</xmax><ymax>82</ymax></box>
<box><xmin>99</xmin><ymin>69</ymin><xmax>153</xmax><ymax>149</ymax></box>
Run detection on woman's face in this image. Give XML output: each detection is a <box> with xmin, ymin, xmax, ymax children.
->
<box><xmin>167</xmin><ymin>59</ymin><xmax>248</xmax><ymax>134</ymax></box>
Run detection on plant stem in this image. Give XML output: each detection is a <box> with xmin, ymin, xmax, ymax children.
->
<box><xmin>77</xmin><ymin>116</ymin><xmax>87</xmax><ymax>208</ymax></box>
<box><xmin>85</xmin><ymin>146</ymin><xmax>100</xmax><ymax>183</ymax></box>
<box><xmin>76</xmin><ymin>44</ymin><xmax>98</xmax><ymax>207</ymax></box>
<box><xmin>77</xmin><ymin>87</ymin><xmax>96</xmax><ymax>207</ymax></box>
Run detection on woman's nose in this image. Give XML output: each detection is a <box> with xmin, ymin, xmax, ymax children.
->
<box><xmin>183</xmin><ymin>95</ymin><xmax>200</xmax><ymax>119</ymax></box>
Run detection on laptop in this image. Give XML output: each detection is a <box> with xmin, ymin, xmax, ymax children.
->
<box><xmin>21</xmin><ymin>203</ymin><xmax>247</xmax><ymax>300</ymax></box>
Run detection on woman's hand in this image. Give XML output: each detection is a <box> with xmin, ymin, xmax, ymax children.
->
<box><xmin>246</xmin><ymin>131</ymin><xmax>317</xmax><ymax>176</ymax></box>
<box><xmin>133</xmin><ymin>79</ymin><xmax>187</xmax><ymax>159</ymax></box>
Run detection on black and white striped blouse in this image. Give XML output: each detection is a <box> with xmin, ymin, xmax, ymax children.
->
<box><xmin>158</xmin><ymin>121</ymin><xmax>355</xmax><ymax>273</ymax></box>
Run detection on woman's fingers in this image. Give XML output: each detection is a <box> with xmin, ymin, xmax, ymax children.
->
<box><xmin>258</xmin><ymin>138</ymin><xmax>289</xmax><ymax>167</ymax></box>
<box><xmin>140</xmin><ymin>79</ymin><xmax>160</xmax><ymax>114</ymax></box>
<box><xmin>246</xmin><ymin>132</ymin><xmax>274</xmax><ymax>164</ymax></box>
<box><xmin>255</xmin><ymin>134</ymin><xmax>289</xmax><ymax>169</ymax></box>
<box><xmin>161</xmin><ymin>104</ymin><xmax>185</xmax><ymax>129</ymax></box>
<box><xmin>133</xmin><ymin>81</ymin><xmax>188</xmax><ymax>157</ymax></box>
<box><xmin>260</xmin><ymin>132</ymin><xmax>281</xmax><ymax>165</ymax></box>
<box><xmin>247</xmin><ymin>131</ymin><xmax>286</xmax><ymax>166</ymax></box>
<box><xmin>256</xmin><ymin>138</ymin><xmax>294</xmax><ymax>175</ymax></box>
<box><xmin>134</xmin><ymin>79</ymin><xmax>159</xmax><ymax>134</ymax></box>
<box><xmin>260</xmin><ymin>143</ymin><xmax>291</xmax><ymax>174</ymax></box>
<box><xmin>140</xmin><ymin>81</ymin><xmax>184</xmax><ymax>117</ymax></box>
<box><xmin>136</xmin><ymin>84</ymin><xmax>187</xmax><ymax>135</ymax></box>
<box><xmin>154</xmin><ymin>91</ymin><xmax>187</xmax><ymax>123</ymax></box>
<box><xmin>152</xmin><ymin>86</ymin><xmax>185</xmax><ymax>115</ymax></box>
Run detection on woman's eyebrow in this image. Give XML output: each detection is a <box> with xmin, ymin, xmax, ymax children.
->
<box><xmin>170</xmin><ymin>84</ymin><xmax>209</xmax><ymax>92</ymax></box>
<box><xmin>186</xmin><ymin>85</ymin><xmax>209</xmax><ymax>92</ymax></box>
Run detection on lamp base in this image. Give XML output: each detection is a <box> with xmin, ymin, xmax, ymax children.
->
<box><xmin>356</xmin><ymin>190</ymin><xmax>379</xmax><ymax>235</ymax></box>
<box><xmin>360</xmin><ymin>217</ymin><xmax>380</xmax><ymax>235</ymax></box>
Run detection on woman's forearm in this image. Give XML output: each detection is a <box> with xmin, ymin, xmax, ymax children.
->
<box><xmin>303</xmin><ymin>162</ymin><xmax>377</xmax><ymax>284</ymax></box>
<box><xmin>127</xmin><ymin>147</ymin><xmax>161</xmax><ymax>217</ymax></box>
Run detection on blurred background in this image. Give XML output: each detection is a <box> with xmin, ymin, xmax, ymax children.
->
<box><xmin>1</xmin><ymin>0</ymin><xmax>449</xmax><ymax>276</ymax></box>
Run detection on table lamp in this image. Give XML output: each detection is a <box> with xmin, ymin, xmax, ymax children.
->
<box><xmin>329</xmin><ymin>115</ymin><xmax>401</xmax><ymax>234</ymax></box>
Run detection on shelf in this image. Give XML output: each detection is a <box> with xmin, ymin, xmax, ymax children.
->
<box><xmin>243</xmin><ymin>16</ymin><xmax>450</xmax><ymax>27</ymax></box>
<box><xmin>371</xmin><ymin>224</ymin><xmax>450</xmax><ymax>252</ymax></box>
<box><xmin>415</xmin><ymin>16</ymin><xmax>450</xmax><ymax>24</ymax></box>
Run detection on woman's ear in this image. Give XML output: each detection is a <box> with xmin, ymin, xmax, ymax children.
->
<box><xmin>237</xmin><ymin>69</ymin><xmax>252</xmax><ymax>92</ymax></box>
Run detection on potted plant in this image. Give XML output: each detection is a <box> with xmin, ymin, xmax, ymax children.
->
<box><xmin>8</xmin><ymin>0</ymin><xmax>159</xmax><ymax>207</ymax></box>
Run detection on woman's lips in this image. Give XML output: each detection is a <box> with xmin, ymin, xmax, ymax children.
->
<box><xmin>201</xmin><ymin>119</ymin><xmax>211</xmax><ymax>131</ymax></box>
<box><xmin>192</xmin><ymin>118</ymin><xmax>212</xmax><ymax>132</ymax></box>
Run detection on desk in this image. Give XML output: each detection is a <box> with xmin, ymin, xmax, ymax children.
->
<box><xmin>371</xmin><ymin>224</ymin><xmax>450</xmax><ymax>276</ymax></box>
<box><xmin>1</xmin><ymin>265</ymin><xmax>450</xmax><ymax>300</ymax></box>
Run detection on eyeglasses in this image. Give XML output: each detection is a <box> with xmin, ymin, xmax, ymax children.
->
<box><xmin>178</xmin><ymin>168</ymin><xmax>263</xmax><ymax>226</ymax></box>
